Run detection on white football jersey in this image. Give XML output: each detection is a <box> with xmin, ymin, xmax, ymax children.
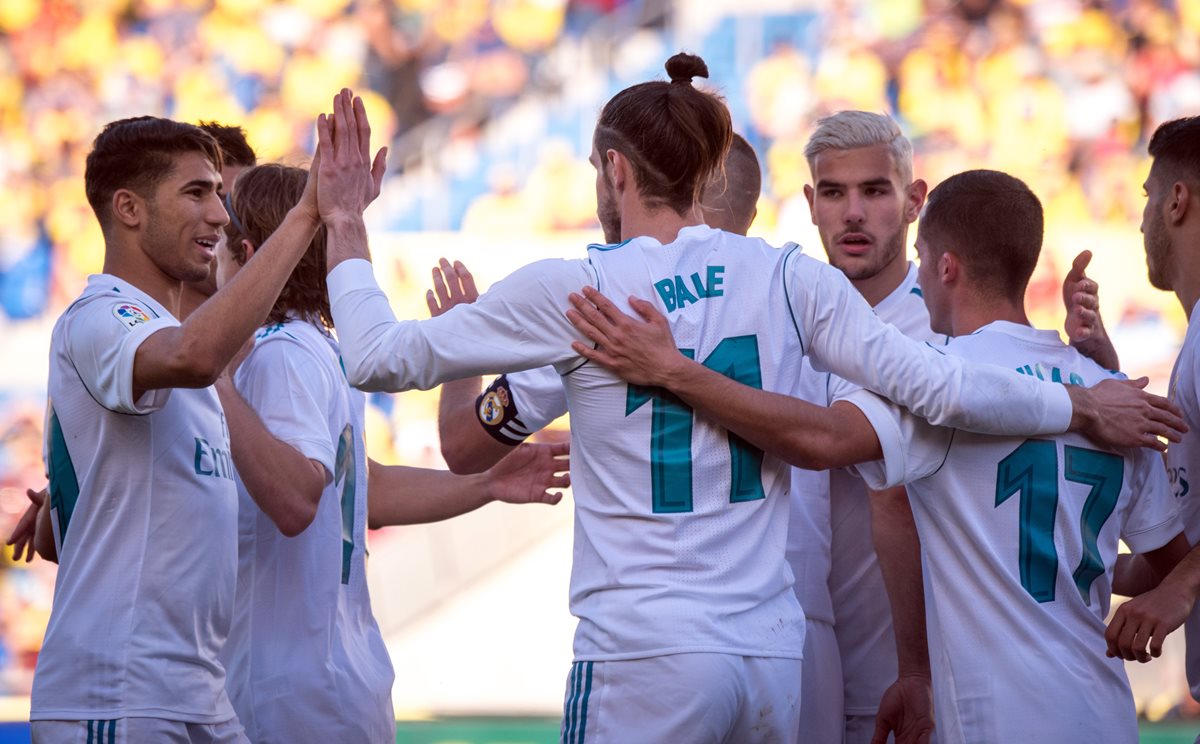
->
<box><xmin>1167</xmin><ymin>301</ymin><xmax>1200</xmax><ymax>701</ymax></box>
<box><xmin>848</xmin><ymin>321</ymin><xmax>1182</xmax><ymax>744</ymax></box>
<box><xmin>221</xmin><ymin>319</ymin><xmax>394</xmax><ymax>743</ymax></box>
<box><xmin>826</xmin><ymin>263</ymin><xmax>946</xmax><ymax>715</ymax></box>
<box><xmin>34</xmin><ymin>275</ymin><xmax>237</xmax><ymax>723</ymax></box>
<box><xmin>785</xmin><ymin>359</ymin><xmax>835</xmax><ymax>625</ymax></box>
<box><xmin>329</xmin><ymin>224</ymin><xmax>1075</xmax><ymax>661</ymax></box>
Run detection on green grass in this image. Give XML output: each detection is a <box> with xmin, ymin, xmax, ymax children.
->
<box><xmin>393</xmin><ymin>719</ymin><xmax>1197</xmax><ymax>743</ymax></box>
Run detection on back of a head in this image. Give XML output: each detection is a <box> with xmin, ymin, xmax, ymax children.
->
<box><xmin>595</xmin><ymin>52</ymin><xmax>733</xmax><ymax>215</ymax></box>
<box><xmin>804</xmin><ymin>110</ymin><xmax>913</xmax><ymax>185</ymax></box>
<box><xmin>198</xmin><ymin>121</ymin><xmax>258</xmax><ymax>169</ymax></box>
<box><xmin>85</xmin><ymin>116</ymin><xmax>221</xmax><ymax>232</ymax></box>
<box><xmin>1148</xmin><ymin>116</ymin><xmax>1200</xmax><ymax>188</ymax></box>
<box><xmin>701</xmin><ymin>133</ymin><xmax>761</xmax><ymax>235</ymax></box>
<box><xmin>225</xmin><ymin>164</ymin><xmax>331</xmax><ymax>328</ymax></box>
<box><xmin>921</xmin><ymin>169</ymin><xmax>1043</xmax><ymax>300</ymax></box>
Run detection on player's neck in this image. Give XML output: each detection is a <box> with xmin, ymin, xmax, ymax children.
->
<box><xmin>1173</xmin><ymin>237</ymin><xmax>1200</xmax><ymax>321</ymax></box>
<box><xmin>950</xmin><ymin>297</ymin><xmax>1028</xmax><ymax>337</ymax></box>
<box><xmin>102</xmin><ymin>239</ymin><xmax>182</xmax><ymax>316</ymax></box>
<box><xmin>851</xmin><ymin>256</ymin><xmax>909</xmax><ymax>307</ymax></box>
<box><xmin>621</xmin><ymin>202</ymin><xmax>705</xmax><ymax>245</ymax></box>
<box><xmin>178</xmin><ymin>284</ymin><xmax>209</xmax><ymax>321</ymax></box>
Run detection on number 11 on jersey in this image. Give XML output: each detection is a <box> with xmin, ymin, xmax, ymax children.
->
<box><xmin>625</xmin><ymin>335</ymin><xmax>766</xmax><ymax>513</ymax></box>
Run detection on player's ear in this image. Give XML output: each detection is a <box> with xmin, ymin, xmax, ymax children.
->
<box><xmin>1169</xmin><ymin>181</ymin><xmax>1191</xmax><ymax>225</ymax></box>
<box><xmin>111</xmin><ymin>188</ymin><xmax>143</xmax><ymax>229</ymax></box>
<box><xmin>241</xmin><ymin>239</ymin><xmax>257</xmax><ymax>264</ymax></box>
<box><xmin>905</xmin><ymin>179</ymin><xmax>928</xmax><ymax>224</ymax></box>
<box><xmin>940</xmin><ymin>251</ymin><xmax>960</xmax><ymax>285</ymax></box>
<box><xmin>607</xmin><ymin>149</ymin><xmax>629</xmax><ymax>193</ymax></box>
<box><xmin>803</xmin><ymin>184</ymin><xmax>816</xmax><ymax>225</ymax></box>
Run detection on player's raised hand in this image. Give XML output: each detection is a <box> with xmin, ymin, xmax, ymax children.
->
<box><xmin>485</xmin><ymin>441</ymin><xmax>570</xmax><ymax>505</ymax></box>
<box><xmin>1062</xmin><ymin>250</ymin><xmax>1119</xmax><ymax>370</ymax></box>
<box><xmin>1105</xmin><ymin>585</ymin><xmax>1193</xmax><ymax>662</ymax></box>
<box><xmin>6</xmin><ymin>487</ymin><xmax>46</xmax><ymax>563</ymax></box>
<box><xmin>1068</xmin><ymin>377</ymin><xmax>1186</xmax><ymax>451</ymax></box>
<box><xmin>566</xmin><ymin>286</ymin><xmax>684</xmax><ymax>388</ymax></box>
<box><xmin>872</xmin><ymin>675</ymin><xmax>934</xmax><ymax>744</ymax></box>
<box><xmin>316</xmin><ymin>89</ymin><xmax>388</xmax><ymax>226</ymax></box>
<box><xmin>426</xmin><ymin>258</ymin><xmax>479</xmax><ymax>317</ymax></box>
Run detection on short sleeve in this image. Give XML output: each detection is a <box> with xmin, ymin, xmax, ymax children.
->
<box><xmin>63</xmin><ymin>294</ymin><xmax>178</xmax><ymax>414</ymax></box>
<box><xmin>235</xmin><ymin>337</ymin><xmax>337</xmax><ymax>479</ymax></box>
<box><xmin>835</xmin><ymin>385</ymin><xmax>955</xmax><ymax>490</ymax></box>
<box><xmin>1120</xmin><ymin>448</ymin><xmax>1184</xmax><ymax>554</ymax></box>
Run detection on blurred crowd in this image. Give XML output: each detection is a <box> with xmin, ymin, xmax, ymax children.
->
<box><xmin>1</xmin><ymin>0</ymin><xmax>1199</xmax><ymax>715</ymax></box>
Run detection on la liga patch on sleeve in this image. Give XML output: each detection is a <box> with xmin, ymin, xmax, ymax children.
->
<box><xmin>112</xmin><ymin>303</ymin><xmax>151</xmax><ymax>330</ymax></box>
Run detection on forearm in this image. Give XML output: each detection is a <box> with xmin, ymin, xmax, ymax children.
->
<box><xmin>870</xmin><ymin>486</ymin><xmax>930</xmax><ymax>677</ymax></box>
<box><xmin>438</xmin><ymin>377</ymin><xmax>514</xmax><ymax>473</ymax></box>
<box><xmin>1073</xmin><ymin>331</ymin><xmax>1120</xmax><ymax>372</ymax></box>
<box><xmin>217</xmin><ymin>377</ymin><xmax>324</xmax><ymax>536</ymax></box>
<box><xmin>136</xmin><ymin>206</ymin><xmax>319</xmax><ymax>390</ymax></box>
<box><xmin>1147</xmin><ymin>539</ymin><xmax>1200</xmax><ymax>600</ymax></box>
<box><xmin>327</xmin><ymin>213</ymin><xmax>372</xmax><ymax>272</ymax></box>
<box><xmin>1113</xmin><ymin>553</ymin><xmax>1162</xmax><ymax>596</ymax></box>
<box><xmin>664</xmin><ymin>359</ymin><xmax>881</xmax><ymax>470</ymax></box>
<box><xmin>367</xmin><ymin>461</ymin><xmax>492</xmax><ymax>527</ymax></box>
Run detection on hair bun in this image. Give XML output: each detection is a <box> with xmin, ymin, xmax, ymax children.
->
<box><xmin>665</xmin><ymin>52</ymin><xmax>709</xmax><ymax>85</ymax></box>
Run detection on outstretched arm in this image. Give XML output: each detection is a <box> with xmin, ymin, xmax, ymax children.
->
<box><xmin>366</xmin><ymin>442</ymin><xmax>570</xmax><ymax>527</ymax></box>
<box><xmin>425</xmin><ymin>259</ymin><xmax>520</xmax><ymax>473</ymax></box>
<box><xmin>1063</xmin><ymin>250</ymin><xmax>1120</xmax><ymax>372</ymax></box>
<box><xmin>563</xmin><ymin>287</ymin><xmax>883</xmax><ymax>470</ymax></box>
<box><xmin>134</xmin><ymin>90</ymin><xmax>385</xmax><ymax>399</ymax></box>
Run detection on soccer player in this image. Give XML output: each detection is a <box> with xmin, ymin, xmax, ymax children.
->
<box><xmin>1102</xmin><ymin>115</ymin><xmax>1200</xmax><ymax>692</ymax></box>
<box><xmin>569</xmin><ymin>169</ymin><xmax>1189</xmax><ymax>744</ymax></box>
<box><xmin>852</xmin><ymin>169</ymin><xmax>1188</xmax><ymax>743</ymax></box>
<box><xmin>212</xmin><ymin>163</ymin><xmax>568</xmax><ymax>743</ymax></box>
<box><xmin>30</xmin><ymin>91</ymin><xmax>383</xmax><ymax>742</ymax></box>
<box><xmin>323</xmin><ymin>54</ymin><xmax>1179</xmax><ymax>742</ymax></box>
<box><xmin>434</xmin><ymin>132</ymin><xmax>763</xmax><ymax>476</ymax></box>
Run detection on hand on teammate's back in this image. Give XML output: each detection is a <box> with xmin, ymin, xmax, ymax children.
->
<box><xmin>484</xmin><ymin>441</ymin><xmax>571</xmax><ymax>505</ymax></box>
<box><xmin>6</xmin><ymin>487</ymin><xmax>45</xmax><ymax>562</ymax></box>
<box><xmin>1067</xmin><ymin>378</ymin><xmax>1186</xmax><ymax>451</ymax></box>
<box><xmin>566</xmin><ymin>286</ymin><xmax>683</xmax><ymax>387</ymax></box>
<box><xmin>871</xmin><ymin>674</ymin><xmax>935</xmax><ymax>744</ymax></box>
<box><xmin>426</xmin><ymin>258</ymin><xmax>478</xmax><ymax>317</ymax></box>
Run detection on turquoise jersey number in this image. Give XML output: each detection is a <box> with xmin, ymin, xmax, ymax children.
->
<box><xmin>335</xmin><ymin>423</ymin><xmax>357</xmax><ymax>584</ymax></box>
<box><xmin>995</xmin><ymin>440</ymin><xmax>1123</xmax><ymax>604</ymax></box>
<box><xmin>625</xmin><ymin>335</ymin><xmax>766</xmax><ymax>513</ymax></box>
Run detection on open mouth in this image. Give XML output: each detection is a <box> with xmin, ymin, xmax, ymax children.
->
<box><xmin>195</xmin><ymin>237</ymin><xmax>218</xmax><ymax>260</ymax></box>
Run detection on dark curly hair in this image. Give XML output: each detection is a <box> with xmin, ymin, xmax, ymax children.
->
<box><xmin>224</xmin><ymin>164</ymin><xmax>332</xmax><ymax>328</ymax></box>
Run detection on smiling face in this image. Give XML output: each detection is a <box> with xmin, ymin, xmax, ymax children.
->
<box><xmin>140</xmin><ymin>150</ymin><xmax>228</xmax><ymax>284</ymax></box>
<box><xmin>805</xmin><ymin>144</ymin><xmax>918</xmax><ymax>283</ymax></box>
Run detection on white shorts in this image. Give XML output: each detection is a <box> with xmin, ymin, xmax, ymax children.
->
<box><xmin>799</xmin><ymin>619</ymin><xmax>843</xmax><ymax>744</ymax></box>
<box><xmin>560</xmin><ymin>653</ymin><xmax>802</xmax><ymax>744</ymax></box>
<box><xmin>844</xmin><ymin>713</ymin><xmax>879</xmax><ymax>744</ymax></box>
<box><xmin>32</xmin><ymin>717</ymin><xmax>248</xmax><ymax>744</ymax></box>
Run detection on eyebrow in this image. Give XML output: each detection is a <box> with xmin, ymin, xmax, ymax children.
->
<box><xmin>180</xmin><ymin>178</ymin><xmax>219</xmax><ymax>193</ymax></box>
<box><xmin>815</xmin><ymin>177</ymin><xmax>893</xmax><ymax>189</ymax></box>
